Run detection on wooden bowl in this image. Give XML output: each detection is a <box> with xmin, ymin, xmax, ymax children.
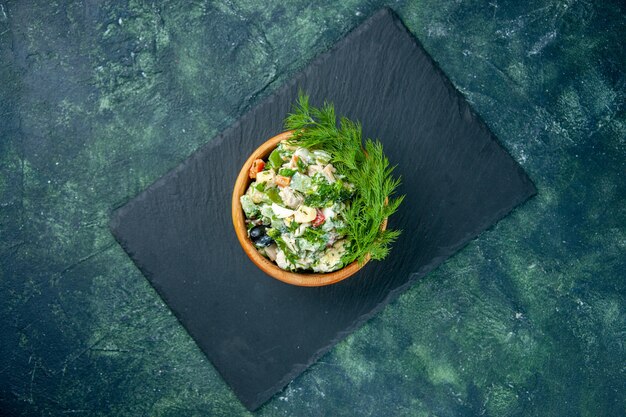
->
<box><xmin>232</xmin><ymin>131</ymin><xmax>388</xmax><ymax>287</ymax></box>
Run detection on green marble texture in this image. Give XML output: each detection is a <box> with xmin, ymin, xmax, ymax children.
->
<box><xmin>1</xmin><ymin>0</ymin><xmax>624</xmax><ymax>416</ymax></box>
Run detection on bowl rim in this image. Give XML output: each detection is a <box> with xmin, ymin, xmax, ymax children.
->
<box><xmin>231</xmin><ymin>130</ymin><xmax>387</xmax><ymax>287</ymax></box>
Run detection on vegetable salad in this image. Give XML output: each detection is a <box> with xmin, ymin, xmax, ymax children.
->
<box><xmin>240</xmin><ymin>140</ymin><xmax>355</xmax><ymax>272</ymax></box>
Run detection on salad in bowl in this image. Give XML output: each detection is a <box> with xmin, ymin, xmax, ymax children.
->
<box><xmin>232</xmin><ymin>93</ymin><xmax>403</xmax><ymax>286</ymax></box>
<box><xmin>241</xmin><ymin>139</ymin><xmax>355</xmax><ymax>272</ymax></box>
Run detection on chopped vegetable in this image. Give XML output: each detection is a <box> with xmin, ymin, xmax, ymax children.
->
<box><xmin>255</xmin><ymin>170</ymin><xmax>274</xmax><ymax>184</ymax></box>
<box><xmin>271</xmin><ymin>203</ymin><xmax>295</xmax><ymax>219</ymax></box>
<box><xmin>249</xmin><ymin>159</ymin><xmax>265</xmax><ymax>179</ymax></box>
<box><xmin>265</xmin><ymin>187</ymin><xmax>283</xmax><ymax>204</ymax></box>
<box><xmin>294</xmin><ymin>205</ymin><xmax>316</xmax><ymax>223</ymax></box>
<box><xmin>268</xmin><ymin>149</ymin><xmax>283</xmax><ymax>168</ymax></box>
<box><xmin>312</xmin><ymin>208</ymin><xmax>325</xmax><ymax>227</ymax></box>
<box><xmin>275</xmin><ymin>175</ymin><xmax>291</xmax><ymax>187</ymax></box>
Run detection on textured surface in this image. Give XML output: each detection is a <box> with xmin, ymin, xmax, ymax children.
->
<box><xmin>109</xmin><ymin>9</ymin><xmax>535</xmax><ymax>410</ymax></box>
<box><xmin>1</xmin><ymin>1</ymin><xmax>625</xmax><ymax>416</ymax></box>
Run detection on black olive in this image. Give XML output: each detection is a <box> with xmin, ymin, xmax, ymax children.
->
<box><xmin>255</xmin><ymin>235</ymin><xmax>274</xmax><ymax>247</ymax></box>
<box><xmin>249</xmin><ymin>225</ymin><xmax>267</xmax><ymax>241</ymax></box>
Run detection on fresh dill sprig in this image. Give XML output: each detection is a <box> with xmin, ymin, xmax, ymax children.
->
<box><xmin>285</xmin><ymin>92</ymin><xmax>405</xmax><ymax>265</ymax></box>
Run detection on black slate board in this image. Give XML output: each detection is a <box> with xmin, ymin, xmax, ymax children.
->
<box><xmin>110</xmin><ymin>8</ymin><xmax>536</xmax><ymax>411</ymax></box>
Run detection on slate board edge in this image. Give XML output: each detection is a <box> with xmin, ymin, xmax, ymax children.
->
<box><xmin>109</xmin><ymin>7</ymin><xmax>538</xmax><ymax>412</ymax></box>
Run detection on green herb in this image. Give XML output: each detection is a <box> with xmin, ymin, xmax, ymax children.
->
<box><xmin>278</xmin><ymin>168</ymin><xmax>297</xmax><ymax>177</ymax></box>
<box><xmin>255</xmin><ymin>182</ymin><xmax>266</xmax><ymax>192</ymax></box>
<box><xmin>268</xmin><ymin>149</ymin><xmax>283</xmax><ymax>168</ymax></box>
<box><xmin>285</xmin><ymin>92</ymin><xmax>404</xmax><ymax>264</ymax></box>
<box><xmin>288</xmin><ymin>220</ymin><xmax>299</xmax><ymax>232</ymax></box>
<box><xmin>301</xmin><ymin>227</ymin><xmax>327</xmax><ymax>244</ymax></box>
<box><xmin>296</xmin><ymin>158</ymin><xmax>308</xmax><ymax>173</ymax></box>
<box><xmin>304</xmin><ymin>179</ymin><xmax>351</xmax><ymax>207</ymax></box>
<box><xmin>270</xmin><ymin>233</ymin><xmax>299</xmax><ymax>268</ymax></box>
<box><xmin>266</xmin><ymin>228</ymin><xmax>280</xmax><ymax>239</ymax></box>
<box><xmin>266</xmin><ymin>187</ymin><xmax>283</xmax><ymax>204</ymax></box>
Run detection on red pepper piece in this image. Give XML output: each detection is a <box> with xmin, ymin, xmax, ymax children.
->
<box><xmin>312</xmin><ymin>208</ymin><xmax>325</xmax><ymax>227</ymax></box>
<box><xmin>249</xmin><ymin>159</ymin><xmax>265</xmax><ymax>179</ymax></box>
